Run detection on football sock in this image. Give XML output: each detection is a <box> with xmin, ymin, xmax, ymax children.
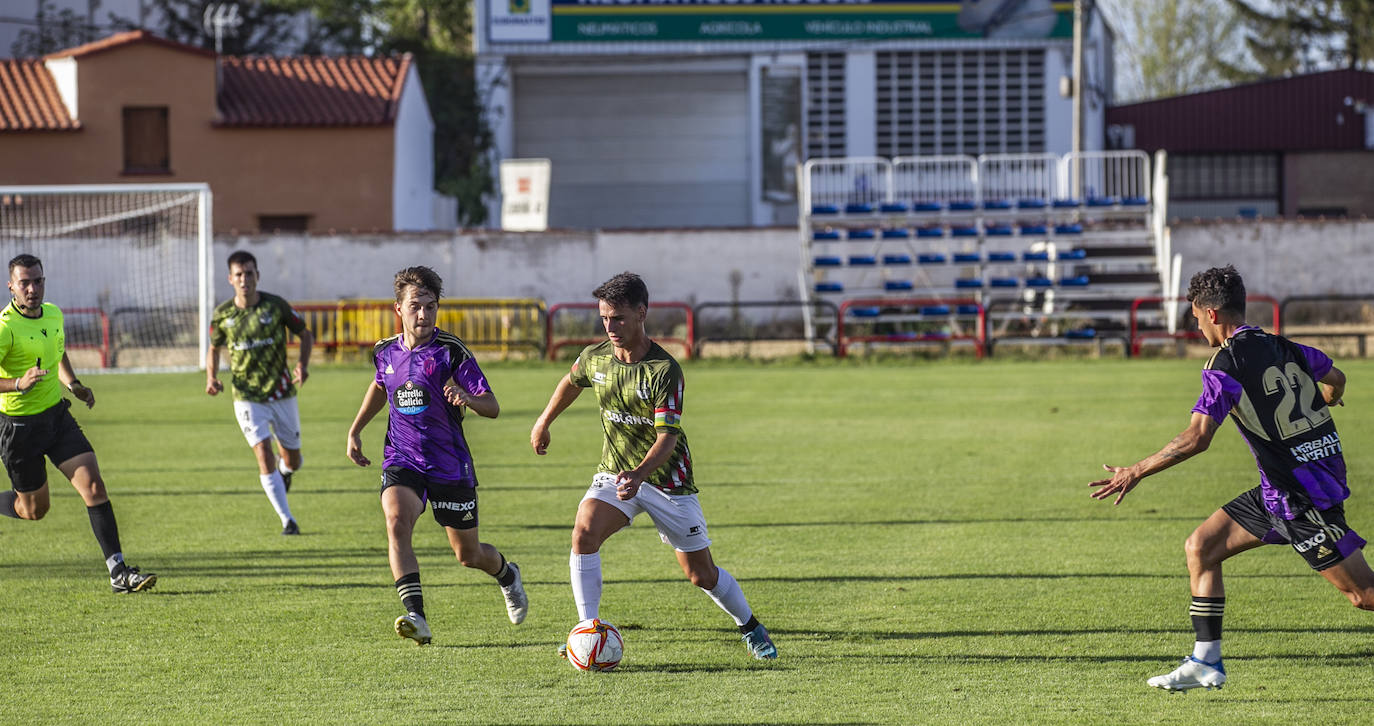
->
<box><xmin>1190</xmin><ymin>596</ymin><xmax>1224</xmax><ymax>661</ymax></box>
<box><xmin>738</xmin><ymin>615</ymin><xmax>761</xmax><ymax>635</ymax></box>
<box><xmin>396</xmin><ymin>572</ymin><xmax>424</xmax><ymax>618</ymax></box>
<box><xmin>702</xmin><ymin>567</ymin><xmax>752</xmax><ymax>627</ymax></box>
<box><xmin>106</xmin><ymin>554</ymin><xmax>126</xmax><ymax>575</ymax></box>
<box><xmin>259</xmin><ymin>472</ymin><xmax>294</xmax><ymax>526</ymax></box>
<box><xmin>570</xmin><ymin>551</ymin><xmax>602</xmax><ymax>621</ymax></box>
<box><xmin>0</xmin><ymin>490</ymin><xmax>18</xmax><ymax>518</ymax></box>
<box><xmin>277</xmin><ymin>459</ymin><xmax>295</xmax><ymax>476</ymax></box>
<box><xmin>86</xmin><ymin>501</ymin><xmax>123</xmax><ymax>567</ymax></box>
<box><xmin>492</xmin><ymin>553</ymin><xmax>516</xmax><ymax>587</ymax></box>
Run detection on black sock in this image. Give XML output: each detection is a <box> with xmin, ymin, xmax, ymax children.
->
<box><xmin>738</xmin><ymin>615</ymin><xmax>761</xmax><ymax>635</ymax></box>
<box><xmin>396</xmin><ymin>572</ymin><xmax>424</xmax><ymax>618</ymax></box>
<box><xmin>0</xmin><ymin>490</ymin><xmax>18</xmax><ymax>518</ymax></box>
<box><xmin>1190</xmin><ymin>596</ymin><xmax>1225</xmax><ymax>642</ymax></box>
<box><xmin>87</xmin><ymin>501</ymin><xmax>122</xmax><ymax>561</ymax></box>
<box><xmin>493</xmin><ymin>553</ymin><xmax>516</xmax><ymax>587</ymax></box>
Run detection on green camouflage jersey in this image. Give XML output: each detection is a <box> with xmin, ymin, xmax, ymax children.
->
<box><xmin>210</xmin><ymin>292</ymin><xmax>307</xmax><ymax>402</ymax></box>
<box><xmin>569</xmin><ymin>340</ymin><xmax>694</xmax><ymax>494</ymax></box>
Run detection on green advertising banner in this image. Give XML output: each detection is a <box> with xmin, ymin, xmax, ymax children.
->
<box><xmin>547</xmin><ymin>0</ymin><xmax>1072</xmax><ymax>42</ymax></box>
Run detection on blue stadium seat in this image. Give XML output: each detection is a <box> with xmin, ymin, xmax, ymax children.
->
<box><xmin>848</xmin><ymin>228</ymin><xmax>876</xmax><ymax>240</ymax></box>
<box><xmin>849</xmin><ymin>306</ymin><xmax>882</xmax><ymax>318</ymax></box>
<box><xmin>953</xmin><ymin>252</ymin><xmax>981</xmax><ymax>263</ymax></box>
<box><xmin>845</xmin><ymin>202</ymin><xmax>875</xmax><ymax>214</ymax></box>
<box><xmin>951</xmin><ymin>226</ymin><xmax>979</xmax><ymax>237</ymax></box>
<box><xmin>912</xmin><ymin>201</ymin><xmax>943</xmax><ymax>212</ymax></box>
<box><xmin>1022</xmin><ymin>250</ymin><xmax>1050</xmax><ymax>262</ymax></box>
<box><xmin>1086</xmin><ymin>196</ymin><xmax>1119</xmax><ymax>207</ymax></box>
<box><xmin>955</xmin><ymin>278</ymin><xmax>983</xmax><ymax>289</ymax></box>
<box><xmin>916</xmin><ymin>227</ymin><xmax>945</xmax><ymax>238</ymax></box>
<box><xmin>920</xmin><ymin>305</ymin><xmax>951</xmax><ymax>316</ymax></box>
<box><xmin>1019</xmin><ymin>224</ymin><xmax>1047</xmax><ymax>236</ymax></box>
<box><xmin>1058</xmin><ymin>248</ymin><xmax>1087</xmax><ymax>260</ymax></box>
<box><xmin>917</xmin><ymin>253</ymin><xmax>946</xmax><ymax>265</ymax></box>
<box><xmin>948</xmin><ymin>200</ymin><xmax>977</xmax><ymax>211</ymax></box>
<box><xmin>880</xmin><ymin>202</ymin><xmax>909</xmax><ymax>213</ymax></box>
<box><xmin>1122</xmin><ymin>196</ymin><xmax>1149</xmax><ymax>206</ymax></box>
<box><xmin>882</xmin><ymin>228</ymin><xmax>911</xmax><ymax>239</ymax></box>
<box><xmin>815</xmin><ymin>281</ymin><xmax>844</xmax><ymax>293</ymax></box>
<box><xmin>990</xmin><ymin>277</ymin><xmax>1018</xmax><ymax>288</ymax></box>
<box><xmin>1065</xmin><ymin>328</ymin><xmax>1097</xmax><ymax>339</ymax></box>
<box><xmin>983</xmin><ymin>199</ymin><xmax>1013</xmax><ymax>210</ymax></box>
<box><xmin>848</xmin><ymin>255</ymin><xmax>877</xmax><ymax>266</ymax></box>
<box><xmin>986</xmin><ymin>224</ymin><xmax>1014</xmax><ymax>236</ymax></box>
<box><xmin>956</xmin><ymin>304</ymin><xmax>981</xmax><ymax>315</ymax></box>
<box><xmin>1026</xmin><ymin>277</ymin><xmax>1054</xmax><ymax>288</ymax></box>
<box><xmin>811</xmin><ymin>204</ymin><xmax>839</xmax><ymax>215</ymax></box>
<box><xmin>813</xmin><ymin>229</ymin><xmax>841</xmax><ymax>241</ymax></box>
<box><xmin>1017</xmin><ymin>198</ymin><xmax>1047</xmax><ymax>209</ymax></box>
<box><xmin>1053</xmin><ymin>224</ymin><xmax>1083</xmax><ymax>235</ymax></box>
<box><xmin>986</xmin><ymin>251</ymin><xmax>1017</xmax><ymax>262</ymax></box>
<box><xmin>813</xmin><ymin>256</ymin><xmax>843</xmax><ymax>267</ymax></box>
<box><xmin>883</xmin><ymin>254</ymin><xmax>912</xmax><ymax>265</ymax></box>
<box><xmin>884</xmin><ymin>280</ymin><xmax>914</xmax><ymax>291</ymax></box>
<box><xmin>1059</xmin><ymin>275</ymin><xmax>1091</xmax><ymax>287</ymax></box>
<box><xmin>1052</xmin><ymin>198</ymin><xmax>1080</xmax><ymax>208</ymax></box>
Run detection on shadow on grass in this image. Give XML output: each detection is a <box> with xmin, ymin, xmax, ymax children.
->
<box><xmin>764</xmin><ymin>625</ymin><xmax>1374</xmax><ymax>639</ymax></box>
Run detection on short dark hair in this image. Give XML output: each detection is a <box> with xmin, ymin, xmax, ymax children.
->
<box><xmin>1187</xmin><ymin>265</ymin><xmax>1246</xmax><ymax>318</ymax></box>
<box><xmin>592</xmin><ymin>272</ymin><xmax>648</xmax><ymax>309</ymax></box>
<box><xmin>227</xmin><ymin>250</ymin><xmax>257</xmax><ymax>271</ymax></box>
<box><xmin>8</xmin><ymin>254</ymin><xmax>41</xmax><ymax>273</ymax></box>
<box><xmin>394</xmin><ymin>266</ymin><xmax>443</xmax><ymax>302</ymax></box>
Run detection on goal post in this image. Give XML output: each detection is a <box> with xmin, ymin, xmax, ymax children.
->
<box><xmin>0</xmin><ymin>183</ymin><xmax>213</xmax><ymax>371</ymax></box>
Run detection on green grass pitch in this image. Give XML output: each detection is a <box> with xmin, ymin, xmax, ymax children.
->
<box><xmin>2</xmin><ymin>358</ymin><xmax>1373</xmax><ymax>724</ymax></box>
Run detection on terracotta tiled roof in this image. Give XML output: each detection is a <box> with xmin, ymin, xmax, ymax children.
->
<box><xmin>217</xmin><ymin>55</ymin><xmax>413</xmax><ymax>127</ymax></box>
<box><xmin>44</xmin><ymin>29</ymin><xmax>216</xmax><ymax>60</ymax></box>
<box><xmin>0</xmin><ymin>59</ymin><xmax>77</xmax><ymax>131</ymax></box>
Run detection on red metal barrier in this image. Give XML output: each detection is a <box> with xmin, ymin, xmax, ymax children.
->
<box><xmin>66</xmin><ymin>307</ymin><xmax>110</xmax><ymax>368</ymax></box>
<box><xmin>1130</xmin><ymin>295</ymin><xmax>1280</xmax><ymax>356</ymax></box>
<box><xmin>547</xmin><ymin>302</ymin><xmax>695</xmax><ymax>360</ymax></box>
<box><xmin>837</xmin><ymin>298</ymin><xmax>985</xmax><ymax>358</ymax></box>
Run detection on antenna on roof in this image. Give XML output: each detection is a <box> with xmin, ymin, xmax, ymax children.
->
<box><xmin>202</xmin><ymin>3</ymin><xmax>243</xmax><ymax>55</ymax></box>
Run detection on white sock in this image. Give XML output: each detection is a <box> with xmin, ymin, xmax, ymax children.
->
<box><xmin>105</xmin><ymin>553</ymin><xmax>124</xmax><ymax>574</ymax></box>
<box><xmin>570</xmin><ymin>551</ymin><xmax>602</xmax><ymax>621</ymax></box>
<box><xmin>1192</xmin><ymin>640</ymin><xmax>1222</xmax><ymax>663</ymax></box>
<box><xmin>277</xmin><ymin>458</ymin><xmax>295</xmax><ymax>476</ymax></box>
<box><xmin>703</xmin><ymin>567</ymin><xmax>752</xmax><ymax>626</ymax></box>
<box><xmin>259</xmin><ymin>471</ymin><xmax>293</xmax><ymax>525</ymax></box>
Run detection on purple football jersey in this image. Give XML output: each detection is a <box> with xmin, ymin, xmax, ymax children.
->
<box><xmin>372</xmin><ymin>330</ymin><xmax>491</xmax><ymax>483</ymax></box>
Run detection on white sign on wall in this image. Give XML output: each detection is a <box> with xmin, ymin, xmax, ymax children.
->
<box><xmin>500</xmin><ymin>158</ymin><xmax>551</xmax><ymax>232</ymax></box>
<box><xmin>488</xmin><ymin>0</ymin><xmax>551</xmax><ymax>42</ymax></box>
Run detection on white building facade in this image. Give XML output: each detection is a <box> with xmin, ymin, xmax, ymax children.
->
<box><xmin>475</xmin><ymin>0</ymin><xmax>1115</xmax><ymax>229</ymax></box>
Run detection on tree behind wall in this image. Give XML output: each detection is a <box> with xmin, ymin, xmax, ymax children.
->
<box><xmin>1221</xmin><ymin>0</ymin><xmax>1374</xmax><ymax>79</ymax></box>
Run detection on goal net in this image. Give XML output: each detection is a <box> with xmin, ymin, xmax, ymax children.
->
<box><xmin>0</xmin><ymin>184</ymin><xmax>212</xmax><ymax>371</ymax></box>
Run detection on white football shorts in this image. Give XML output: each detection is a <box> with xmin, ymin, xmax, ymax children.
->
<box><xmin>232</xmin><ymin>397</ymin><xmax>302</xmax><ymax>450</ymax></box>
<box><xmin>582</xmin><ymin>472</ymin><xmax>712</xmax><ymax>552</ymax></box>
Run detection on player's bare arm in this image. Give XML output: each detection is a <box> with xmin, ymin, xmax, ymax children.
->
<box><xmin>616</xmin><ymin>431</ymin><xmax>679</xmax><ymax>500</ymax></box>
<box><xmin>445</xmin><ymin>384</ymin><xmax>499</xmax><ymax>418</ymax></box>
<box><xmin>293</xmin><ymin>327</ymin><xmax>314</xmax><ymax>385</ymax></box>
<box><xmin>1091</xmin><ymin>412</ymin><xmax>1220</xmax><ymax>505</ymax></box>
<box><xmin>205</xmin><ymin>344</ymin><xmax>224</xmax><ymax>395</ymax></box>
<box><xmin>531</xmin><ymin>373</ymin><xmax>583</xmax><ymax>455</ymax></box>
<box><xmin>58</xmin><ymin>352</ymin><xmax>93</xmax><ymax>408</ymax></box>
<box><xmin>1321</xmin><ymin>365</ymin><xmax>1346</xmax><ymax>407</ymax></box>
<box><xmin>346</xmin><ymin>381</ymin><xmax>388</xmax><ymax>467</ymax></box>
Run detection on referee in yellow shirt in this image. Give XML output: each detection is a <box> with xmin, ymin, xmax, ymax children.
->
<box><xmin>0</xmin><ymin>254</ymin><xmax>155</xmax><ymax>593</ymax></box>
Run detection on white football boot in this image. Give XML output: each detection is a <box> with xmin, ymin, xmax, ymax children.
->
<box><xmin>395</xmin><ymin>612</ymin><xmax>432</xmax><ymax>646</ymax></box>
<box><xmin>1147</xmin><ymin>656</ymin><xmax>1226</xmax><ymax>692</ymax></box>
<box><xmin>501</xmin><ymin>562</ymin><xmax>528</xmax><ymax>624</ymax></box>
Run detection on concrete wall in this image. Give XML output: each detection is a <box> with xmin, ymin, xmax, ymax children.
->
<box><xmin>1171</xmin><ymin>219</ymin><xmax>1374</xmax><ymax>300</ymax></box>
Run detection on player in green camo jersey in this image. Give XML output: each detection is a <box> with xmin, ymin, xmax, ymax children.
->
<box><xmin>0</xmin><ymin>254</ymin><xmax>156</xmax><ymax>593</ymax></box>
<box><xmin>531</xmin><ymin>271</ymin><xmax>777</xmax><ymax>661</ymax></box>
<box><xmin>206</xmin><ymin>250</ymin><xmax>313</xmax><ymax>535</ymax></box>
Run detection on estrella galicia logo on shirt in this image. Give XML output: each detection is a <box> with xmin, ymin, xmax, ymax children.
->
<box><xmin>394</xmin><ymin>381</ymin><xmax>428</xmax><ymax>415</ymax></box>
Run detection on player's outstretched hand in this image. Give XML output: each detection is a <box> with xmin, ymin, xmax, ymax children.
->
<box><xmin>206</xmin><ymin>377</ymin><xmax>224</xmax><ymax>396</ymax></box>
<box><xmin>1089</xmin><ymin>464</ymin><xmax>1141</xmax><ymax>506</ymax></box>
<box><xmin>531</xmin><ymin>422</ymin><xmax>551</xmax><ymax>455</ymax></box>
<box><xmin>70</xmin><ymin>381</ymin><xmax>95</xmax><ymax>409</ymax></box>
<box><xmin>615</xmin><ymin>471</ymin><xmax>643</xmax><ymax>501</ymax></box>
<box><xmin>346</xmin><ymin>433</ymin><xmax>370</xmax><ymax>467</ymax></box>
<box><xmin>293</xmin><ymin>362</ymin><xmax>309</xmax><ymax>386</ymax></box>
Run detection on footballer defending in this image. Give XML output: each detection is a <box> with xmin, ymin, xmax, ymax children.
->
<box><xmin>531</xmin><ymin>271</ymin><xmax>778</xmax><ymax>661</ymax></box>
<box><xmin>1091</xmin><ymin>265</ymin><xmax>1374</xmax><ymax>691</ymax></box>
<box><xmin>346</xmin><ymin>266</ymin><xmax>527</xmax><ymax>646</ymax></box>
<box><xmin>206</xmin><ymin>250</ymin><xmax>313</xmax><ymax>535</ymax></box>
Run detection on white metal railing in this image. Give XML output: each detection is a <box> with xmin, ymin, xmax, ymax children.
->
<box><xmin>976</xmin><ymin>153</ymin><xmax>1059</xmax><ymax>202</ymax></box>
<box><xmin>801</xmin><ymin>157</ymin><xmax>893</xmax><ymax>211</ymax></box>
<box><xmin>891</xmin><ymin>155</ymin><xmax>979</xmax><ymax>205</ymax></box>
<box><xmin>1059</xmin><ymin>150</ymin><xmax>1151</xmax><ymax>202</ymax></box>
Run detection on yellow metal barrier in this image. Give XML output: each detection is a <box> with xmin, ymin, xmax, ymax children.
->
<box><xmin>294</xmin><ymin>298</ymin><xmax>547</xmax><ymax>360</ymax></box>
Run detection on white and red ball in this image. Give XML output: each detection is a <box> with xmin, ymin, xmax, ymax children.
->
<box><xmin>565</xmin><ymin>618</ymin><xmax>623</xmax><ymax>672</ymax></box>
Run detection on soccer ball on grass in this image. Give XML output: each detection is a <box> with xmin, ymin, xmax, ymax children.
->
<box><xmin>564</xmin><ymin>618</ymin><xmax>623</xmax><ymax>672</ymax></box>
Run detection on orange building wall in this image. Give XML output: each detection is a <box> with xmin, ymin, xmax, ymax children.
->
<box><xmin>0</xmin><ymin>42</ymin><xmax>395</xmax><ymax>232</ymax></box>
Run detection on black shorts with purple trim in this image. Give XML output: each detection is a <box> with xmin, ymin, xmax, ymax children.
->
<box><xmin>380</xmin><ymin>466</ymin><xmax>479</xmax><ymax>530</ymax></box>
<box><xmin>1222</xmin><ymin>486</ymin><xmax>1366</xmax><ymax>571</ymax></box>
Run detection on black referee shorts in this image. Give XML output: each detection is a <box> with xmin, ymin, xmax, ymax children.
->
<box><xmin>0</xmin><ymin>399</ymin><xmax>94</xmax><ymax>492</ymax></box>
